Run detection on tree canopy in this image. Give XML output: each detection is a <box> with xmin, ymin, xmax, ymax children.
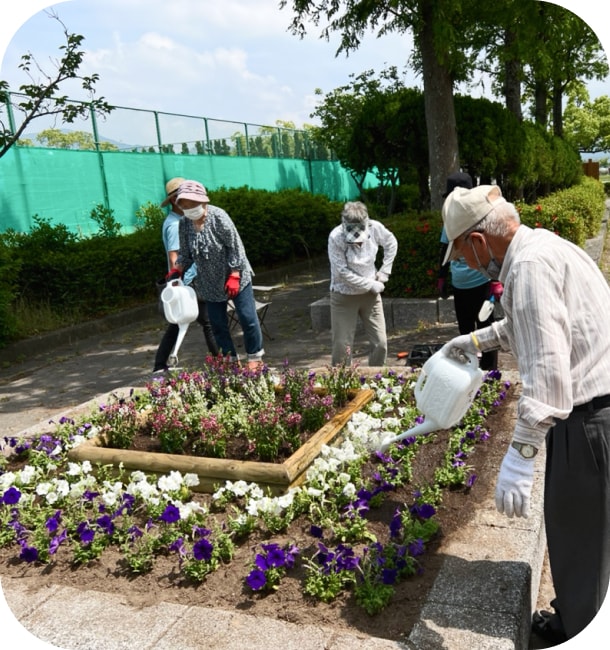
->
<box><xmin>0</xmin><ymin>10</ymin><xmax>113</xmax><ymax>159</ymax></box>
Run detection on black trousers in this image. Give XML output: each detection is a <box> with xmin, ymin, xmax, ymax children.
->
<box><xmin>452</xmin><ymin>283</ymin><xmax>498</xmax><ymax>370</ymax></box>
<box><xmin>153</xmin><ymin>299</ymin><xmax>219</xmax><ymax>371</ymax></box>
<box><xmin>544</xmin><ymin>405</ymin><xmax>610</xmax><ymax>638</ymax></box>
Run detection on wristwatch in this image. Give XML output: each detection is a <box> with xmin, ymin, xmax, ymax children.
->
<box><xmin>511</xmin><ymin>441</ymin><xmax>538</xmax><ymax>459</ymax></box>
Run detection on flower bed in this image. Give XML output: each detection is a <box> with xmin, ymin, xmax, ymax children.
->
<box><xmin>0</xmin><ymin>364</ymin><xmax>510</xmax><ymax>620</ymax></box>
<box><xmin>66</xmin><ymin>368</ymin><xmax>374</xmax><ymax>494</ymax></box>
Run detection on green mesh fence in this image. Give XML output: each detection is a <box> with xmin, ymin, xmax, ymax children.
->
<box><xmin>0</xmin><ymin>146</ymin><xmax>369</xmax><ymax>235</ymax></box>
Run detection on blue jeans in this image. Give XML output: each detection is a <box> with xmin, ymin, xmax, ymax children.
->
<box><xmin>206</xmin><ymin>282</ymin><xmax>264</xmax><ymax>360</ymax></box>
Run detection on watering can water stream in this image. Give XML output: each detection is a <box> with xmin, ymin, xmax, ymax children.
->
<box><xmin>160</xmin><ymin>279</ymin><xmax>199</xmax><ymax>367</ymax></box>
<box><xmin>379</xmin><ymin>349</ymin><xmax>484</xmax><ymax>452</ymax></box>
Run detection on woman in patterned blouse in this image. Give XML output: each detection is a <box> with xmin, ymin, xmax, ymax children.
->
<box><xmin>174</xmin><ymin>180</ymin><xmax>264</xmax><ymax>369</ymax></box>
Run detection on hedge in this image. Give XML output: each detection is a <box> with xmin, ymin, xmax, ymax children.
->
<box><xmin>0</xmin><ymin>178</ymin><xmax>606</xmax><ymax>347</ymax></box>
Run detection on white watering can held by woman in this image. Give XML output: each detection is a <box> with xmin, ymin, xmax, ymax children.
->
<box><xmin>161</xmin><ymin>279</ymin><xmax>199</xmax><ymax>366</ymax></box>
<box><xmin>379</xmin><ymin>349</ymin><xmax>484</xmax><ymax>452</ymax></box>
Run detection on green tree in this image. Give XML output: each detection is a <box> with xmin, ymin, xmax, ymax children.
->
<box><xmin>35</xmin><ymin>128</ymin><xmax>118</xmax><ymax>150</ymax></box>
<box><xmin>0</xmin><ymin>10</ymin><xmax>113</xmax><ymax>159</ymax></box>
<box><xmin>280</xmin><ymin>0</ymin><xmax>475</xmax><ymax>209</ymax></box>
<box><xmin>564</xmin><ymin>91</ymin><xmax>610</xmax><ymax>154</ymax></box>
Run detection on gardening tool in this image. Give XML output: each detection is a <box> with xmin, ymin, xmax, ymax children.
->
<box><xmin>378</xmin><ymin>348</ymin><xmax>484</xmax><ymax>452</ymax></box>
<box><xmin>161</xmin><ymin>278</ymin><xmax>199</xmax><ymax>367</ymax></box>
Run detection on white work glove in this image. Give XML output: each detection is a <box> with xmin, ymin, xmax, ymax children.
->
<box><xmin>370</xmin><ymin>280</ymin><xmax>385</xmax><ymax>294</ymax></box>
<box><xmin>376</xmin><ymin>271</ymin><xmax>389</xmax><ymax>283</ymax></box>
<box><xmin>439</xmin><ymin>333</ymin><xmax>479</xmax><ymax>363</ymax></box>
<box><xmin>495</xmin><ymin>446</ymin><xmax>535</xmax><ymax>518</ymax></box>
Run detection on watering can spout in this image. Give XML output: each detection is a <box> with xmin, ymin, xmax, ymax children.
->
<box><xmin>378</xmin><ymin>419</ymin><xmax>439</xmax><ymax>453</ymax></box>
<box><xmin>160</xmin><ymin>279</ymin><xmax>199</xmax><ymax>366</ymax></box>
<box><xmin>377</xmin><ymin>347</ymin><xmax>484</xmax><ymax>453</ymax></box>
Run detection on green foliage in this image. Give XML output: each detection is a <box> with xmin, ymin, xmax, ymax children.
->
<box><xmin>516</xmin><ymin>176</ymin><xmax>605</xmax><ymax>247</ymax></box>
<box><xmin>0</xmin><ymin>239</ymin><xmax>18</xmax><ymax>341</ymax></box>
<box><xmin>0</xmin><ymin>11</ymin><xmax>113</xmax><ymax>159</ymax></box>
<box><xmin>383</xmin><ymin>212</ymin><xmax>443</xmax><ymax>299</ymax></box>
<box><xmin>209</xmin><ymin>186</ymin><xmax>341</xmax><ymax>266</ymax></box>
<box><xmin>89</xmin><ymin>204</ymin><xmax>122</xmax><ymax>238</ymax></box>
<box><xmin>135</xmin><ymin>201</ymin><xmax>166</xmax><ymax>233</ymax></box>
<box><xmin>0</xmin><ymin>180</ymin><xmax>604</xmax><ymax>347</ymax></box>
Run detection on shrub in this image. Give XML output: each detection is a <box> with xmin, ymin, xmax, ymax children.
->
<box><xmin>0</xmin><ymin>179</ymin><xmax>605</xmax><ymax>348</ymax></box>
<box><xmin>383</xmin><ymin>212</ymin><xmax>442</xmax><ymax>299</ymax></box>
<box><xmin>516</xmin><ymin>176</ymin><xmax>605</xmax><ymax>247</ymax></box>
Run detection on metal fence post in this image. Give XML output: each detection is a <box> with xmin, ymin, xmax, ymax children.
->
<box><xmin>90</xmin><ymin>103</ymin><xmax>111</xmax><ymax>210</ymax></box>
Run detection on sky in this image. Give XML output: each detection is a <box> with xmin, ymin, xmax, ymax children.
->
<box><xmin>0</xmin><ymin>0</ymin><xmax>609</xmax><ymax>148</ymax></box>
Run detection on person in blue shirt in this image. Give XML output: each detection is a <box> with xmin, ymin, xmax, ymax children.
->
<box><xmin>437</xmin><ymin>172</ymin><xmax>498</xmax><ymax>370</ymax></box>
<box><xmin>153</xmin><ymin>177</ymin><xmax>218</xmax><ymax>374</ymax></box>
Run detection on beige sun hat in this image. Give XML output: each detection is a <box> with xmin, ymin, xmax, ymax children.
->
<box><xmin>160</xmin><ymin>177</ymin><xmax>186</xmax><ymax>207</ymax></box>
<box><xmin>441</xmin><ymin>185</ymin><xmax>505</xmax><ymax>264</ymax></box>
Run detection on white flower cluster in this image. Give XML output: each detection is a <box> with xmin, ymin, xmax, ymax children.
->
<box><xmin>126</xmin><ymin>469</ymin><xmax>205</xmax><ymax>518</ymax></box>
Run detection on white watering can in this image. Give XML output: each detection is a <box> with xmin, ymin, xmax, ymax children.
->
<box><xmin>161</xmin><ymin>279</ymin><xmax>199</xmax><ymax>367</ymax></box>
<box><xmin>379</xmin><ymin>349</ymin><xmax>484</xmax><ymax>452</ymax></box>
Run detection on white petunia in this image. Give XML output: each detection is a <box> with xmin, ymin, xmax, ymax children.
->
<box><xmin>184</xmin><ymin>473</ymin><xmax>199</xmax><ymax>487</ymax></box>
<box><xmin>157</xmin><ymin>471</ymin><xmax>183</xmax><ymax>493</ymax></box>
<box><xmin>66</xmin><ymin>463</ymin><xmax>82</xmax><ymax>476</ymax></box>
<box><xmin>54</xmin><ymin>479</ymin><xmax>70</xmax><ymax>497</ymax></box>
<box><xmin>0</xmin><ymin>471</ymin><xmax>16</xmax><ymax>490</ymax></box>
<box><xmin>45</xmin><ymin>492</ymin><xmax>58</xmax><ymax>504</ymax></box>
<box><xmin>342</xmin><ymin>482</ymin><xmax>357</xmax><ymax>498</ymax></box>
<box><xmin>36</xmin><ymin>482</ymin><xmax>51</xmax><ymax>496</ymax></box>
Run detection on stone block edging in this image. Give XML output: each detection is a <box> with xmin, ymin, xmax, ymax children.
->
<box><xmin>310</xmin><ymin>295</ymin><xmax>458</xmax><ymax>332</ymax></box>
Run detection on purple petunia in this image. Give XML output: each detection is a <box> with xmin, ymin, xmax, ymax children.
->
<box><xmin>410</xmin><ymin>503</ymin><xmax>436</xmax><ymax>520</ymax></box>
<box><xmin>382</xmin><ymin>568</ymin><xmax>398</xmax><ymax>585</ymax></box>
<box><xmin>49</xmin><ymin>529</ymin><xmax>68</xmax><ymax>555</ymax></box>
<box><xmin>19</xmin><ymin>544</ymin><xmax>39</xmax><ymax>563</ymax></box>
<box><xmin>192</xmin><ymin>538</ymin><xmax>213</xmax><ymax>562</ymax></box>
<box><xmin>246</xmin><ymin>568</ymin><xmax>267</xmax><ymax>591</ymax></box>
<box><xmin>159</xmin><ymin>503</ymin><xmax>181</xmax><ymax>524</ymax></box>
<box><xmin>96</xmin><ymin>515</ymin><xmax>115</xmax><ymax>536</ymax></box>
<box><xmin>408</xmin><ymin>539</ymin><xmax>425</xmax><ymax>557</ymax></box>
<box><xmin>261</xmin><ymin>543</ymin><xmax>286</xmax><ymax>568</ymax></box>
<box><xmin>45</xmin><ymin>511</ymin><xmax>62</xmax><ymax>533</ymax></box>
<box><xmin>310</xmin><ymin>524</ymin><xmax>324</xmax><ymax>539</ymax></box>
<box><xmin>389</xmin><ymin>509</ymin><xmax>402</xmax><ymax>539</ymax></box>
<box><xmin>2</xmin><ymin>486</ymin><xmax>22</xmax><ymax>505</ymax></box>
<box><xmin>76</xmin><ymin>521</ymin><xmax>95</xmax><ymax>545</ymax></box>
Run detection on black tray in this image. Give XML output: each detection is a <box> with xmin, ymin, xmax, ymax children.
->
<box><xmin>406</xmin><ymin>343</ymin><xmax>444</xmax><ymax>367</ymax></box>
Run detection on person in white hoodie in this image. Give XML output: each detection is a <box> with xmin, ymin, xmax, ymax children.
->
<box><xmin>327</xmin><ymin>201</ymin><xmax>397</xmax><ymax>367</ymax></box>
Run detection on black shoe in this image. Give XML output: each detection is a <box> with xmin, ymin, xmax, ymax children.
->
<box><xmin>532</xmin><ymin>610</ymin><xmax>568</xmax><ymax>646</ymax></box>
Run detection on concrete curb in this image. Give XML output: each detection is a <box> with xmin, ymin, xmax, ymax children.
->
<box><xmin>310</xmin><ymin>295</ymin><xmax>457</xmax><ymax>332</ymax></box>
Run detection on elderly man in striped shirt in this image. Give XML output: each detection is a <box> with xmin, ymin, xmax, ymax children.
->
<box><xmin>440</xmin><ymin>184</ymin><xmax>610</xmax><ymax>645</ymax></box>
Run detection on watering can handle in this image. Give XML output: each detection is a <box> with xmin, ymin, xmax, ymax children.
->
<box><xmin>442</xmin><ymin>346</ymin><xmax>479</xmax><ymax>366</ymax></box>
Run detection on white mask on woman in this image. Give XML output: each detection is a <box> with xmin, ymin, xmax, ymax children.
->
<box><xmin>183</xmin><ymin>205</ymin><xmax>205</xmax><ymax>220</ymax></box>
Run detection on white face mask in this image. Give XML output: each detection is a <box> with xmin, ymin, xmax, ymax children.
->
<box><xmin>183</xmin><ymin>205</ymin><xmax>205</xmax><ymax>220</ymax></box>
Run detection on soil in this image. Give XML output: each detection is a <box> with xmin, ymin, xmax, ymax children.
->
<box><xmin>0</xmin><ymin>385</ymin><xmax>517</xmax><ymax>643</ymax></box>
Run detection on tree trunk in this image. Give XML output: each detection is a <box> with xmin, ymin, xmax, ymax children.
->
<box><xmin>552</xmin><ymin>81</ymin><xmax>563</xmax><ymax>138</ymax></box>
<box><xmin>534</xmin><ymin>78</ymin><xmax>547</xmax><ymax>126</ymax></box>
<box><xmin>418</xmin><ymin>2</ymin><xmax>459</xmax><ymax>210</ymax></box>
<box><xmin>503</xmin><ymin>29</ymin><xmax>523</xmax><ymax>122</ymax></box>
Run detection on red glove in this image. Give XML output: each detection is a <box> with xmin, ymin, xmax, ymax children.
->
<box><xmin>490</xmin><ymin>282</ymin><xmax>503</xmax><ymax>300</ymax></box>
<box><xmin>165</xmin><ymin>268</ymin><xmax>182</xmax><ymax>281</ymax></box>
<box><xmin>224</xmin><ymin>274</ymin><xmax>240</xmax><ymax>299</ymax></box>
